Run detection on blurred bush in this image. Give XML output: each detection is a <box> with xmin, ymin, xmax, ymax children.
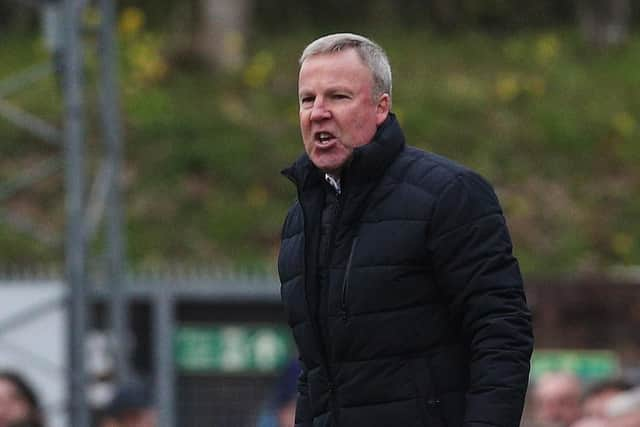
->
<box><xmin>0</xmin><ymin>9</ymin><xmax>639</xmax><ymax>273</ymax></box>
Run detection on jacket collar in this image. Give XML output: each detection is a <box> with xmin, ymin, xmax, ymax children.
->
<box><xmin>281</xmin><ymin>112</ymin><xmax>405</xmax><ymax>191</ymax></box>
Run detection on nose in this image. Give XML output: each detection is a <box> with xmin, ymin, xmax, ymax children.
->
<box><xmin>309</xmin><ymin>98</ymin><xmax>331</xmax><ymax>121</ymax></box>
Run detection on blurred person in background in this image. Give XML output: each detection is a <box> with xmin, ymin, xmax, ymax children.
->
<box><xmin>581</xmin><ymin>378</ymin><xmax>632</xmax><ymax>419</ymax></box>
<box><xmin>99</xmin><ymin>381</ymin><xmax>155</xmax><ymax>427</ymax></box>
<box><xmin>531</xmin><ymin>371</ymin><xmax>582</xmax><ymax>427</ymax></box>
<box><xmin>0</xmin><ymin>371</ymin><xmax>44</xmax><ymax>427</ymax></box>
<box><xmin>257</xmin><ymin>359</ymin><xmax>300</xmax><ymax>427</ymax></box>
<box><xmin>278</xmin><ymin>32</ymin><xmax>533</xmax><ymax>427</ymax></box>
<box><xmin>570</xmin><ymin>418</ymin><xmax>606</xmax><ymax>427</ymax></box>
<box><xmin>603</xmin><ymin>386</ymin><xmax>640</xmax><ymax>427</ymax></box>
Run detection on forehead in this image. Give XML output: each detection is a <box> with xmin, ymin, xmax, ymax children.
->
<box><xmin>298</xmin><ymin>49</ymin><xmax>373</xmax><ymax>88</ymax></box>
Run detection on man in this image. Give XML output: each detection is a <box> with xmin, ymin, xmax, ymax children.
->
<box><xmin>604</xmin><ymin>386</ymin><xmax>640</xmax><ymax>427</ymax></box>
<box><xmin>0</xmin><ymin>371</ymin><xmax>44</xmax><ymax>427</ymax></box>
<box><xmin>278</xmin><ymin>33</ymin><xmax>534</xmax><ymax>427</ymax></box>
<box><xmin>582</xmin><ymin>378</ymin><xmax>632</xmax><ymax>419</ymax></box>
<box><xmin>531</xmin><ymin>372</ymin><xmax>582</xmax><ymax>427</ymax></box>
<box><xmin>257</xmin><ymin>359</ymin><xmax>301</xmax><ymax>427</ymax></box>
<box><xmin>100</xmin><ymin>381</ymin><xmax>156</xmax><ymax>427</ymax></box>
<box><xmin>572</xmin><ymin>384</ymin><xmax>640</xmax><ymax>427</ymax></box>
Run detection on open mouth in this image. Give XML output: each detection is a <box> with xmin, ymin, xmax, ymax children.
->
<box><xmin>315</xmin><ymin>131</ymin><xmax>337</xmax><ymax>146</ymax></box>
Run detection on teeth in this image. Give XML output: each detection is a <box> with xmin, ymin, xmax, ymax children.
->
<box><xmin>318</xmin><ymin>132</ymin><xmax>333</xmax><ymax>142</ymax></box>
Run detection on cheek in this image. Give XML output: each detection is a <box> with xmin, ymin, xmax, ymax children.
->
<box><xmin>299</xmin><ymin>109</ymin><xmax>308</xmax><ymax>126</ymax></box>
<box><xmin>350</xmin><ymin>114</ymin><xmax>377</xmax><ymax>144</ymax></box>
<box><xmin>11</xmin><ymin>401</ymin><xmax>31</xmax><ymax>418</ymax></box>
<box><xmin>299</xmin><ymin>119</ymin><xmax>309</xmax><ymax>139</ymax></box>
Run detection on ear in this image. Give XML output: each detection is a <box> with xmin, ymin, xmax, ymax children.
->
<box><xmin>375</xmin><ymin>93</ymin><xmax>390</xmax><ymax>125</ymax></box>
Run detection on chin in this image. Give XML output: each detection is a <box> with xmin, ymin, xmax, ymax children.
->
<box><xmin>312</xmin><ymin>158</ymin><xmax>338</xmax><ymax>172</ymax></box>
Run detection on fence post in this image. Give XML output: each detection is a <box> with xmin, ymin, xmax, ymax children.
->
<box><xmin>97</xmin><ymin>0</ymin><xmax>129</xmax><ymax>382</ymax></box>
<box><xmin>62</xmin><ymin>0</ymin><xmax>89</xmax><ymax>424</ymax></box>
<box><xmin>154</xmin><ymin>286</ymin><xmax>176</xmax><ymax>427</ymax></box>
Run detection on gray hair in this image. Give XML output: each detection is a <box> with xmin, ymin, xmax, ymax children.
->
<box><xmin>299</xmin><ymin>33</ymin><xmax>392</xmax><ymax>102</ymax></box>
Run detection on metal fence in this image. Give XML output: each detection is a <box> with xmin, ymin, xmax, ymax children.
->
<box><xmin>3</xmin><ymin>272</ymin><xmax>640</xmax><ymax>426</ymax></box>
<box><xmin>0</xmin><ymin>272</ymin><xmax>292</xmax><ymax>427</ymax></box>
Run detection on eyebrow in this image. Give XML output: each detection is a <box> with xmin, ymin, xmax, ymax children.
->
<box><xmin>298</xmin><ymin>86</ymin><xmax>354</xmax><ymax>97</ymax></box>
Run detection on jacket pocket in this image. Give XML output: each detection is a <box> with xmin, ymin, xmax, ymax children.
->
<box><xmin>340</xmin><ymin>236</ymin><xmax>359</xmax><ymax>321</ymax></box>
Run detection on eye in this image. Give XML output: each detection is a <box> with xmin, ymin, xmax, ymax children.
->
<box><xmin>333</xmin><ymin>93</ymin><xmax>349</xmax><ymax>100</ymax></box>
<box><xmin>300</xmin><ymin>96</ymin><xmax>314</xmax><ymax>107</ymax></box>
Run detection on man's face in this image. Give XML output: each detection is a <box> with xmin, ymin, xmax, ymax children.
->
<box><xmin>583</xmin><ymin>389</ymin><xmax>623</xmax><ymax>418</ymax></box>
<box><xmin>119</xmin><ymin>409</ymin><xmax>156</xmax><ymax>427</ymax></box>
<box><xmin>533</xmin><ymin>374</ymin><xmax>582</xmax><ymax>427</ymax></box>
<box><xmin>298</xmin><ymin>49</ymin><xmax>389</xmax><ymax>175</ymax></box>
<box><xmin>0</xmin><ymin>379</ymin><xmax>31</xmax><ymax>427</ymax></box>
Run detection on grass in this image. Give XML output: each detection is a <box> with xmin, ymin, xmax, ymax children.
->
<box><xmin>0</xmin><ymin>28</ymin><xmax>639</xmax><ymax>275</ymax></box>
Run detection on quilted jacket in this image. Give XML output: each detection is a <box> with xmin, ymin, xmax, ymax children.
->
<box><xmin>278</xmin><ymin>114</ymin><xmax>533</xmax><ymax>427</ymax></box>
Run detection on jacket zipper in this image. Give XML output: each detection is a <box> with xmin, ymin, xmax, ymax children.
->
<box><xmin>340</xmin><ymin>236</ymin><xmax>358</xmax><ymax>321</ymax></box>
<box><xmin>289</xmin><ymin>173</ymin><xmax>342</xmax><ymax>425</ymax></box>
<box><xmin>325</xmin><ymin>184</ymin><xmax>345</xmax><ymax>424</ymax></box>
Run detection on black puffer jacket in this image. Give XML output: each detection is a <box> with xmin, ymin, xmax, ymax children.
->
<box><xmin>278</xmin><ymin>114</ymin><xmax>533</xmax><ymax>427</ymax></box>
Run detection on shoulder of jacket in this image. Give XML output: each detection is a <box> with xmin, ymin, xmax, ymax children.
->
<box><xmin>284</xmin><ymin>198</ymin><xmax>301</xmax><ymax>218</ymax></box>
<box><xmin>389</xmin><ymin>146</ymin><xmax>486</xmax><ymax>198</ymax></box>
<box><xmin>282</xmin><ymin>199</ymin><xmax>303</xmax><ymax>228</ymax></box>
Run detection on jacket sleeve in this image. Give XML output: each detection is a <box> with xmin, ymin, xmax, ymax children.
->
<box><xmin>426</xmin><ymin>170</ymin><xmax>534</xmax><ymax>427</ymax></box>
<box><xmin>294</xmin><ymin>361</ymin><xmax>313</xmax><ymax>427</ymax></box>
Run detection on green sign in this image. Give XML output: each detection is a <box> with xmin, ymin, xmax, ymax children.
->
<box><xmin>531</xmin><ymin>350</ymin><xmax>620</xmax><ymax>381</ymax></box>
<box><xmin>175</xmin><ymin>324</ymin><xmax>293</xmax><ymax>374</ymax></box>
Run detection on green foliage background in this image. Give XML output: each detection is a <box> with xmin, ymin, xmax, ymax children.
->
<box><xmin>0</xmin><ymin>20</ymin><xmax>639</xmax><ymax>275</ymax></box>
